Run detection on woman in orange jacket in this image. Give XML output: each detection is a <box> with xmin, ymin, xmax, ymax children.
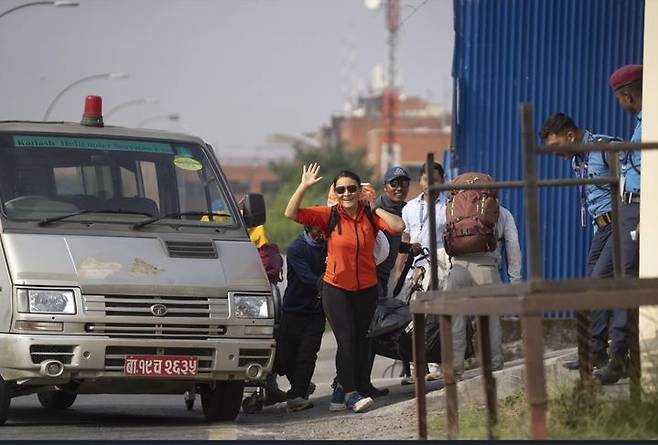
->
<box><xmin>285</xmin><ymin>163</ymin><xmax>404</xmax><ymax>413</ymax></box>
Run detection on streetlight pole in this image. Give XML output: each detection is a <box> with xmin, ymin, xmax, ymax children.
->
<box><xmin>105</xmin><ymin>98</ymin><xmax>159</xmax><ymax>120</ymax></box>
<box><xmin>43</xmin><ymin>72</ymin><xmax>128</xmax><ymax>120</ymax></box>
<box><xmin>0</xmin><ymin>1</ymin><xmax>78</xmax><ymax>20</ymax></box>
<box><xmin>137</xmin><ymin>113</ymin><xmax>180</xmax><ymax>128</ymax></box>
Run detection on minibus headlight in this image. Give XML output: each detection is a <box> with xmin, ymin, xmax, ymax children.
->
<box><xmin>233</xmin><ymin>295</ymin><xmax>269</xmax><ymax>319</ymax></box>
<box><xmin>17</xmin><ymin>289</ymin><xmax>76</xmax><ymax>314</ymax></box>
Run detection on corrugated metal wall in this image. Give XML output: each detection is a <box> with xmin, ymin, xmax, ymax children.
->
<box><xmin>452</xmin><ymin>0</ymin><xmax>644</xmax><ymax>283</ymax></box>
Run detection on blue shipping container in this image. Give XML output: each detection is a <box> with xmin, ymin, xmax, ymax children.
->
<box><xmin>451</xmin><ymin>0</ymin><xmax>644</xmax><ymax>287</ymax></box>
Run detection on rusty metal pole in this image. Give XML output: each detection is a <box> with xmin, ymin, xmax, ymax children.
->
<box><xmin>478</xmin><ymin>315</ymin><xmax>497</xmax><ymax>439</ymax></box>
<box><xmin>520</xmin><ymin>104</ymin><xmax>548</xmax><ymax>439</ymax></box>
<box><xmin>521</xmin><ymin>314</ymin><xmax>548</xmax><ymax>440</ymax></box>
<box><xmin>413</xmin><ymin>312</ymin><xmax>428</xmax><ymax>439</ymax></box>
<box><xmin>440</xmin><ymin>314</ymin><xmax>458</xmax><ymax>439</ymax></box>
<box><xmin>628</xmin><ymin>308</ymin><xmax>641</xmax><ymax>403</ymax></box>
<box><xmin>576</xmin><ymin>310</ymin><xmax>593</xmax><ymax>384</ymax></box>
<box><xmin>426</xmin><ymin>156</ymin><xmax>440</xmax><ymax>298</ymax></box>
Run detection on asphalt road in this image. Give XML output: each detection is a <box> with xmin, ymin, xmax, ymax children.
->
<box><xmin>0</xmin><ymin>333</ymin><xmax>410</xmax><ymax>440</ymax></box>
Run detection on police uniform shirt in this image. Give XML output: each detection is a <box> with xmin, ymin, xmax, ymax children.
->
<box><xmin>621</xmin><ymin>112</ymin><xmax>642</xmax><ymax>194</ymax></box>
<box><xmin>572</xmin><ymin>130</ymin><xmax>616</xmax><ymax>219</ymax></box>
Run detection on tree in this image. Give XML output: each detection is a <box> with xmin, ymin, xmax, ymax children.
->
<box><xmin>265</xmin><ymin>145</ymin><xmax>374</xmax><ymax>249</ymax></box>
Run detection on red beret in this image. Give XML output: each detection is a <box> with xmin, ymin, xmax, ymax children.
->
<box><xmin>609</xmin><ymin>64</ymin><xmax>643</xmax><ymax>91</ymax></box>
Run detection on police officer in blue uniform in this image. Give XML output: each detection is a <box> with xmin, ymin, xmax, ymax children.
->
<box><xmin>589</xmin><ymin>64</ymin><xmax>643</xmax><ymax>384</ymax></box>
<box><xmin>540</xmin><ymin>112</ymin><xmax>625</xmax><ymax>376</ymax></box>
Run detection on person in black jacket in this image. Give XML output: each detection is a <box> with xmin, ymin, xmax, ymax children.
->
<box><xmin>274</xmin><ymin>225</ymin><xmax>327</xmax><ymax>412</ymax></box>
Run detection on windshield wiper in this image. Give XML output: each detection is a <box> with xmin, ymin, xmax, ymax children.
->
<box><xmin>38</xmin><ymin>209</ymin><xmax>154</xmax><ymax>226</ymax></box>
<box><xmin>133</xmin><ymin>211</ymin><xmax>231</xmax><ymax>229</ymax></box>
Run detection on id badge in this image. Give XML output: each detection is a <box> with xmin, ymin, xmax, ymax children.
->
<box><xmin>619</xmin><ymin>175</ymin><xmax>626</xmax><ymax>197</ymax></box>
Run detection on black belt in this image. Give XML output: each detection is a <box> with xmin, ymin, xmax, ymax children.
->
<box><xmin>594</xmin><ymin>212</ymin><xmax>613</xmax><ymax>229</ymax></box>
<box><xmin>622</xmin><ymin>192</ymin><xmax>640</xmax><ymax>204</ymax></box>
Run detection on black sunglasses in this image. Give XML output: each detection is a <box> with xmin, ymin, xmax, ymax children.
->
<box><xmin>388</xmin><ymin>179</ymin><xmax>410</xmax><ymax>189</ymax></box>
<box><xmin>335</xmin><ymin>184</ymin><xmax>359</xmax><ymax>195</ymax></box>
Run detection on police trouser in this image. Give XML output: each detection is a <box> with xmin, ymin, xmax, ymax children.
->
<box><xmin>589</xmin><ymin>203</ymin><xmax>639</xmax><ymax>357</ymax></box>
<box><xmin>444</xmin><ymin>254</ymin><xmax>504</xmax><ymax>371</ymax></box>
<box><xmin>274</xmin><ymin>311</ymin><xmax>325</xmax><ymax>399</ymax></box>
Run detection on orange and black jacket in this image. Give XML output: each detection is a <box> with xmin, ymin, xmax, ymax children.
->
<box><xmin>295</xmin><ymin>203</ymin><xmax>400</xmax><ymax>291</ymax></box>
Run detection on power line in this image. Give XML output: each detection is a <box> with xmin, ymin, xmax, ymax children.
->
<box><xmin>399</xmin><ymin>0</ymin><xmax>431</xmax><ymax>29</ymax></box>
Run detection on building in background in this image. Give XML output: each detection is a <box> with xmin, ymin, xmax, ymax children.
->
<box><xmin>322</xmin><ymin>93</ymin><xmax>451</xmax><ymax>194</ymax></box>
<box><xmin>221</xmin><ymin>158</ymin><xmax>281</xmax><ymax>200</ymax></box>
<box><xmin>222</xmin><ymin>91</ymin><xmax>452</xmax><ymax>198</ymax></box>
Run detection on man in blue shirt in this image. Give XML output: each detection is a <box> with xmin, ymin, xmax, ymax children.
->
<box><xmin>589</xmin><ymin>64</ymin><xmax>643</xmax><ymax>384</ymax></box>
<box><xmin>274</xmin><ymin>225</ymin><xmax>326</xmax><ymax>412</ymax></box>
<box><xmin>539</xmin><ymin>112</ymin><xmax>624</xmax><ymax>376</ymax></box>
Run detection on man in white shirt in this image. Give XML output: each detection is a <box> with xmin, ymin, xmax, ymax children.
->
<box><xmin>399</xmin><ymin>161</ymin><xmax>448</xmax><ymax>382</ymax></box>
<box><xmin>496</xmin><ymin>206</ymin><xmax>522</xmax><ymax>284</ymax></box>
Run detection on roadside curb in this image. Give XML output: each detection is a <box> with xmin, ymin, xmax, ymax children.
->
<box><xmin>374</xmin><ymin>347</ymin><xmax>578</xmax><ymax>418</ymax></box>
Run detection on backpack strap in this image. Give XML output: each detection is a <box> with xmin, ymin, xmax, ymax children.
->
<box><xmin>326</xmin><ymin>204</ymin><xmax>378</xmax><ymax>238</ymax></box>
<box><xmin>363</xmin><ymin>204</ymin><xmax>378</xmax><ymax>233</ymax></box>
<box><xmin>326</xmin><ymin>205</ymin><xmax>341</xmax><ymax>238</ymax></box>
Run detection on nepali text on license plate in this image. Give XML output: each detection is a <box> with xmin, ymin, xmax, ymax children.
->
<box><xmin>123</xmin><ymin>355</ymin><xmax>198</xmax><ymax>376</ymax></box>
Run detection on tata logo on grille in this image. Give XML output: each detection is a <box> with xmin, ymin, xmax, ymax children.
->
<box><xmin>150</xmin><ymin>304</ymin><xmax>169</xmax><ymax>317</ymax></box>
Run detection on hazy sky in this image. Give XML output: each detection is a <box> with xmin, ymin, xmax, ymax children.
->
<box><xmin>0</xmin><ymin>0</ymin><xmax>453</xmax><ymax>159</ymax></box>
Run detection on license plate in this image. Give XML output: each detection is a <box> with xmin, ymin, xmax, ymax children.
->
<box><xmin>123</xmin><ymin>355</ymin><xmax>198</xmax><ymax>376</ymax></box>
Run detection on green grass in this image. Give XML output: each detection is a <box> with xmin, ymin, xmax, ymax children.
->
<box><xmin>430</xmin><ymin>383</ymin><xmax>658</xmax><ymax>440</ymax></box>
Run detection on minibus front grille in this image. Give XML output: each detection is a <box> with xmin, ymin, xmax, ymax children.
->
<box><xmin>83</xmin><ymin>295</ymin><xmax>229</xmax><ymax>319</ymax></box>
<box><xmin>86</xmin><ymin>323</ymin><xmax>227</xmax><ymax>339</ymax></box>
<box><xmin>30</xmin><ymin>345</ymin><xmax>75</xmax><ymax>364</ymax></box>
<box><xmin>238</xmin><ymin>348</ymin><xmax>272</xmax><ymax>367</ymax></box>
<box><xmin>104</xmin><ymin>346</ymin><xmax>214</xmax><ymax>372</ymax></box>
<box><xmin>165</xmin><ymin>240</ymin><xmax>217</xmax><ymax>259</ymax></box>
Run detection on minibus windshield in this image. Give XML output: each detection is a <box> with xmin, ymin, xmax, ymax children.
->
<box><xmin>0</xmin><ymin>134</ymin><xmax>237</xmax><ymax>228</ymax></box>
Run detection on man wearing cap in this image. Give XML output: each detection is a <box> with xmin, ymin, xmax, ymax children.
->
<box><xmin>539</xmin><ymin>112</ymin><xmax>624</xmax><ymax>373</ymax></box>
<box><xmin>591</xmin><ymin>64</ymin><xmax>643</xmax><ymax>384</ymax></box>
<box><xmin>375</xmin><ymin>166</ymin><xmax>412</xmax><ymax>297</ymax></box>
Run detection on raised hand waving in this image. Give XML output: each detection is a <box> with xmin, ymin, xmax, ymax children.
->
<box><xmin>300</xmin><ymin>163</ymin><xmax>323</xmax><ymax>189</ymax></box>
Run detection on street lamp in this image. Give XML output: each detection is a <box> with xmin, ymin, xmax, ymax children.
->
<box><xmin>105</xmin><ymin>97</ymin><xmax>159</xmax><ymax>120</ymax></box>
<box><xmin>137</xmin><ymin>113</ymin><xmax>180</xmax><ymax>128</ymax></box>
<box><xmin>0</xmin><ymin>1</ymin><xmax>78</xmax><ymax>20</ymax></box>
<box><xmin>43</xmin><ymin>72</ymin><xmax>129</xmax><ymax>120</ymax></box>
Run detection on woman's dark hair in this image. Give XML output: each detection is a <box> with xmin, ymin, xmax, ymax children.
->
<box><xmin>332</xmin><ymin>170</ymin><xmax>361</xmax><ymax>187</ymax></box>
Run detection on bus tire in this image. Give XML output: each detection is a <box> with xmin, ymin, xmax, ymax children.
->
<box><xmin>37</xmin><ymin>390</ymin><xmax>77</xmax><ymax>410</ymax></box>
<box><xmin>201</xmin><ymin>380</ymin><xmax>244</xmax><ymax>421</ymax></box>
<box><xmin>0</xmin><ymin>376</ymin><xmax>11</xmax><ymax>425</ymax></box>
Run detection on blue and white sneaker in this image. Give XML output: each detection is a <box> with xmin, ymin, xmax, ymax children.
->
<box><xmin>329</xmin><ymin>382</ymin><xmax>346</xmax><ymax>411</ymax></box>
<box><xmin>346</xmin><ymin>391</ymin><xmax>374</xmax><ymax>413</ymax></box>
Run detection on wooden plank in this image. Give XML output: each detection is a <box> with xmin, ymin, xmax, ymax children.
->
<box><xmin>412</xmin><ymin>314</ymin><xmax>428</xmax><ymax>440</ymax></box>
<box><xmin>415</xmin><ymin>277</ymin><xmax>658</xmax><ymax>303</ymax></box>
<box><xmin>521</xmin><ymin>315</ymin><xmax>548</xmax><ymax>440</ymax></box>
<box><xmin>412</xmin><ymin>286</ymin><xmax>658</xmax><ymax>316</ymax></box>
<box><xmin>478</xmin><ymin>316</ymin><xmax>497</xmax><ymax>439</ymax></box>
<box><xmin>440</xmin><ymin>314</ymin><xmax>459</xmax><ymax>439</ymax></box>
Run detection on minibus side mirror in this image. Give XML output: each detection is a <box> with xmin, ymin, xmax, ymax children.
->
<box><xmin>241</xmin><ymin>193</ymin><xmax>266</xmax><ymax>228</ymax></box>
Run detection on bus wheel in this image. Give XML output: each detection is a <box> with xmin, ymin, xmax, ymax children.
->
<box><xmin>0</xmin><ymin>376</ymin><xmax>11</xmax><ymax>425</ymax></box>
<box><xmin>37</xmin><ymin>390</ymin><xmax>77</xmax><ymax>410</ymax></box>
<box><xmin>201</xmin><ymin>380</ymin><xmax>244</xmax><ymax>421</ymax></box>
